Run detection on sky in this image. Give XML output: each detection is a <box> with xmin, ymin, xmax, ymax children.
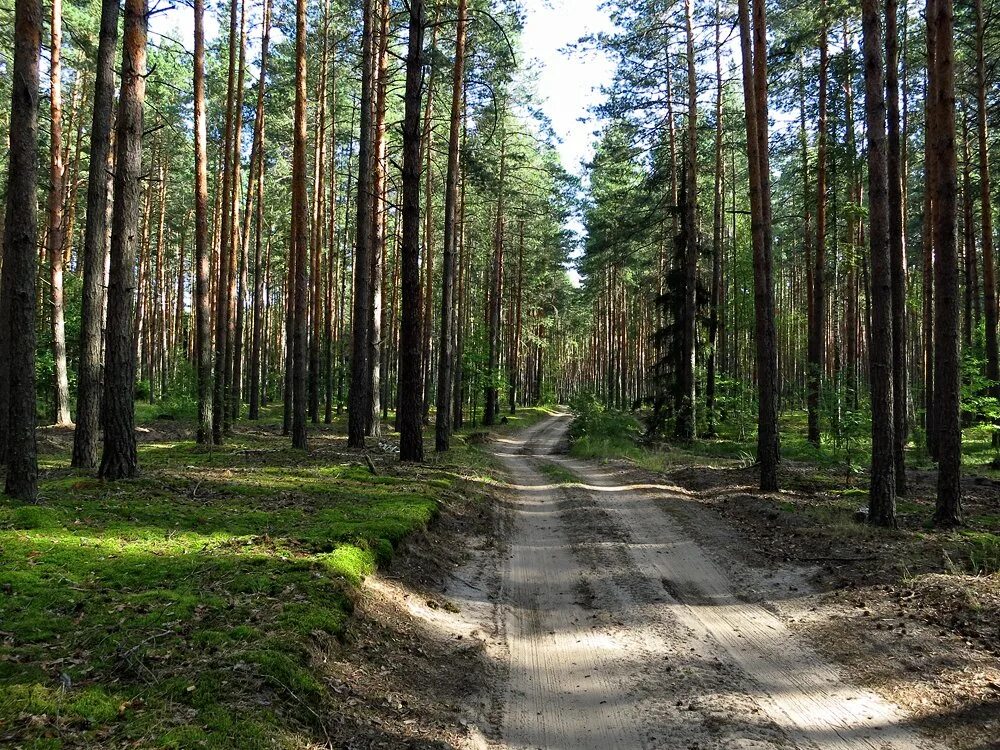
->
<box><xmin>519</xmin><ymin>0</ymin><xmax>615</xmax><ymax>179</ymax></box>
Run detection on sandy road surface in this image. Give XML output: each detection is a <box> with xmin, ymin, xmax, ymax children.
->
<box><xmin>485</xmin><ymin>412</ymin><xmax>941</xmax><ymax>750</ymax></box>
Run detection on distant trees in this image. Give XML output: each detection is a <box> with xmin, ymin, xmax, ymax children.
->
<box><xmin>578</xmin><ymin>0</ymin><xmax>980</xmax><ymax>514</ymax></box>
<box><xmin>0</xmin><ymin>0</ymin><xmax>986</xmax><ymax>527</ymax></box>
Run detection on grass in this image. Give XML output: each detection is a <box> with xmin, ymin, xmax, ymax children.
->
<box><xmin>567</xmin><ymin>402</ymin><xmax>1000</xmax><ymax>479</ymax></box>
<box><xmin>0</xmin><ymin>418</ymin><xmax>452</xmax><ymax>749</ymax></box>
<box><xmin>536</xmin><ymin>461</ymin><xmax>578</xmax><ymax>485</ymax></box>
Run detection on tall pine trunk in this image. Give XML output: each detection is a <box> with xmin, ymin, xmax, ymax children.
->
<box><xmin>248</xmin><ymin>0</ymin><xmax>271</xmax><ymax>421</ymax></box>
<box><xmin>928</xmin><ymin>0</ymin><xmax>962</xmax><ymax>525</ymax></box>
<box><xmin>863</xmin><ymin>0</ymin><xmax>897</xmax><ymax>526</ymax></box>
<box><xmin>0</xmin><ymin>0</ymin><xmax>42</xmax><ymax>500</ymax></box>
<box><xmin>99</xmin><ymin>0</ymin><xmax>147</xmax><ymax>480</ymax></box>
<box><xmin>290</xmin><ymin>0</ymin><xmax>309</xmax><ymax>450</ymax></box>
<box><xmin>193</xmin><ymin>0</ymin><xmax>213</xmax><ymax>445</ymax></box>
<box><xmin>368</xmin><ymin>0</ymin><xmax>390</xmax><ymax>438</ymax></box>
<box><xmin>738</xmin><ymin>0</ymin><xmax>780</xmax><ymax>491</ymax></box>
<box><xmin>707</xmin><ymin>5</ymin><xmax>723</xmax><ymax>437</ymax></box>
<box><xmin>887</xmin><ymin>0</ymin><xmax>908</xmax><ymax>494</ymax></box>
<box><xmin>676</xmin><ymin>0</ymin><xmax>698</xmax><ymax>441</ymax></box>
<box><xmin>309</xmin><ymin>0</ymin><xmax>331</xmax><ymax>424</ymax></box>
<box><xmin>212</xmin><ymin>0</ymin><xmax>240</xmax><ymax>444</ymax></box>
<box><xmin>72</xmin><ymin>0</ymin><xmax>119</xmax><ymax>466</ymax></box>
<box><xmin>47</xmin><ymin>0</ymin><xmax>72</xmax><ymax>426</ymax></box>
<box><xmin>923</xmin><ymin>14</ymin><xmax>937</xmax><ymax>459</ymax></box>
<box><xmin>348</xmin><ymin>0</ymin><xmax>375</xmax><ymax>448</ymax></box>
<box><xmin>975</xmin><ymin>0</ymin><xmax>999</xmax><ymax>402</ymax></box>
<box><xmin>399</xmin><ymin>0</ymin><xmax>426</xmax><ymax>462</ymax></box>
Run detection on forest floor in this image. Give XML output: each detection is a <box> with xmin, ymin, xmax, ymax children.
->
<box><xmin>2</xmin><ymin>408</ymin><xmax>998</xmax><ymax>749</ymax></box>
<box><xmin>0</xmin><ymin>405</ymin><xmax>551</xmax><ymax>749</ymax></box>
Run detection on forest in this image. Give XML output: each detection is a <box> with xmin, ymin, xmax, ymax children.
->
<box><xmin>1</xmin><ymin>0</ymin><xmax>999</xmax><ymax>746</ymax></box>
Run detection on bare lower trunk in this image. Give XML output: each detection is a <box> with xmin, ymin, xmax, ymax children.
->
<box><xmin>72</xmin><ymin>0</ymin><xmax>119</xmax><ymax>466</ymax></box>
<box><xmin>48</xmin><ymin>0</ymin><xmax>72</xmax><ymax>426</ymax></box>
<box><xmin>248</xmin><ymin>0</ymin><xmax>271</xmax><ymax>421</ymax></box>
<box><xmin>707</xmin><ymin>5</ymin><xmax>723</xmax><ymax>437</ymax></box>
<box><xmin>290</xmin><ymin>0</ymin><xmax>309</xmax><ymax>450</ymax></box>
<box><xmin>675</xmin><ymin>0</ymin><xmax>698</xmax><ymax>442</ymax></box>
<box><xmin>99</xmin><ymin>0</ymin><xmax>147</xmax><ymax>480</ymax></box>
<box><xmin>399</xmin><ymin>0</ymin><xmax>426</xmax><ymax>462</ymax></box>
<box><xmin>348</xmin><ymin>0</ymin><xmax>375</xmax><ymax>448</ymax></box>
<box><xmin>738</xmin><ymin>0</ymin><xmax>780</xmax><ymax>491</ymax></box>
<box><xmin>975</xmin><ymin>0</ymin><xmax>998</xmax><ymax>393</ymax></box>
<box><xmin>887</xmin><ymin>0</ymin><xmax>908</xmax><ymax>495</ymax></box>
<box><xmin>862</xmin><ymin>0</ymin><xmax>897</xmax><ymax>527</ymax></box>
<box><xmin>368</xmin><ymin>0</ymin><xmax>389</xmax><ymax>439</ymax></box>
<box><xmin>1</xmin><ymin>0</ymin><xmax>42</xmax><ymax>500</ymax></box>
<box><xmin>193</xmin><ymin>0</ymin><xmax>213</xmax><ymax>445</ymax></box>
<box><xmin>928</xmin><ymin>0</ymin><xmax>962</xmax><ymax>525</ymax></box>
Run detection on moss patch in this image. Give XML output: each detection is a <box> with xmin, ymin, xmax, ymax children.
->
<box><xmin>0</xmin><ymin>423</ymin><xmax>448</xmax><ymax>748</ymax></box>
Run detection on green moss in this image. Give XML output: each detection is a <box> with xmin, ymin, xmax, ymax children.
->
<box><xmin>0</xmin><ymin>422</ymin><xmax>453</xmax><ymax>748</ymax></box>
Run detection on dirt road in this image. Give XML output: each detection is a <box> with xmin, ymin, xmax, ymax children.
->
<box><xmin>478</xmin><ymin>412</ymin><xmax>940</xmax><ymax>750</ymax></box>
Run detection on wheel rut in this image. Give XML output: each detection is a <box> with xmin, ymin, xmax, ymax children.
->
<box><xmin>488</xmin><ymin>413</ymin><xmax>942</xmax><ymax>750</ymax></box>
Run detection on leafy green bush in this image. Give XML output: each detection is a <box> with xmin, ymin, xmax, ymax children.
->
<box><xmin>568</xmin><ymin>392</ymin><xmax>640</xmax><ymax>458</ymax></box>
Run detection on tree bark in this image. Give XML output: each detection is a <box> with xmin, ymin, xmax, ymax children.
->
<box><xmin>212</xmin><ymin>0</ymin><xmax>240</xmax><ymax>444</ymax></box>
<box><xmin>421</xmin><ymin>14</ymin><xmax>440</xmax><ymax>422</ymax></box>
<box><xmin>248</xmin><ymin>0</ymin><xmax>271</xmax><ymax>421</ymax></box>
<box><xmin>862</xmin><ymin>0</ymin><xmax>897</xmax><ymax>526</ymax></box>
<box><xmin>0</xmin><ymin>0</ymin><xmax>42</xmax><ymax>500</ymax></box>
<box><xmin>707</xmin><ymin>4</ymin><xmax>723</xmax><ymax>437</ymax></box>
<box><xmin>399</xmin><ymin>0</ymin><xmax>426</xmax><ymax>462</ymax></box>
<box><xmin>928</xmin><ymin>0</ymin><xmax>962</xmax><ymax>525</ymax></box>
<box><xmin>99</xmin><ymin>0</ymin><xmax>147</xmax><ymax>480</ymax></box>
<box><xmin>47</xmin><ymin>0</ymin><xmax>72</xmax><ymax>426</ymax></box>
<box><xmin>887</xmin><ymin>0</ymin><xmax>908</xmax><ymax>494</ymax></box>
<box><xmin>72</xmin><ymin>0</ymin><xmax>119</xmax><ymax>467</ymax></box>
<box><xmin>368</xmin><ymin>0</ymin><xmax>390</xmax><ymax>439</ymax></box>
<box><xmin>975</xmin><ymin>0</ymin><xmax>999</xmax><ymax>397</ymax></box>
<box><xmin>348</xmin><ymin>0</ymin><xmax>376</xmax><ymax>448</ymax></box>
<box><xmin>676</xmin><ymin>0</ymin><xmax>698</xmax><ymax>441</ymax></box>
<box><xmin>193</xmin><ymin>0</ymin><xmax>213</xmax><ymax>445</ymax></box>
<box><xmin>923</xmin><ymin>9</ymin><xmax>937</xmax><ymax>459</ymax></box>
<box><xmin>290</xmin><ymin>0</ymin><xmax>309</xmax><ymax>450</ymax></box>
<box><xmin>738</xmin><ymin>0</ymin><xmax>780</xmax><ymax>491</ymax></box>
<box><xmin>309</xmin><ymin>0</ymin><xmax>331</xmax><ymax>424</ymax></box>
<box><xmin>224</xmin><ymin>0</ymin><xmax>247</xmax><ymax>429</ymax></box>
